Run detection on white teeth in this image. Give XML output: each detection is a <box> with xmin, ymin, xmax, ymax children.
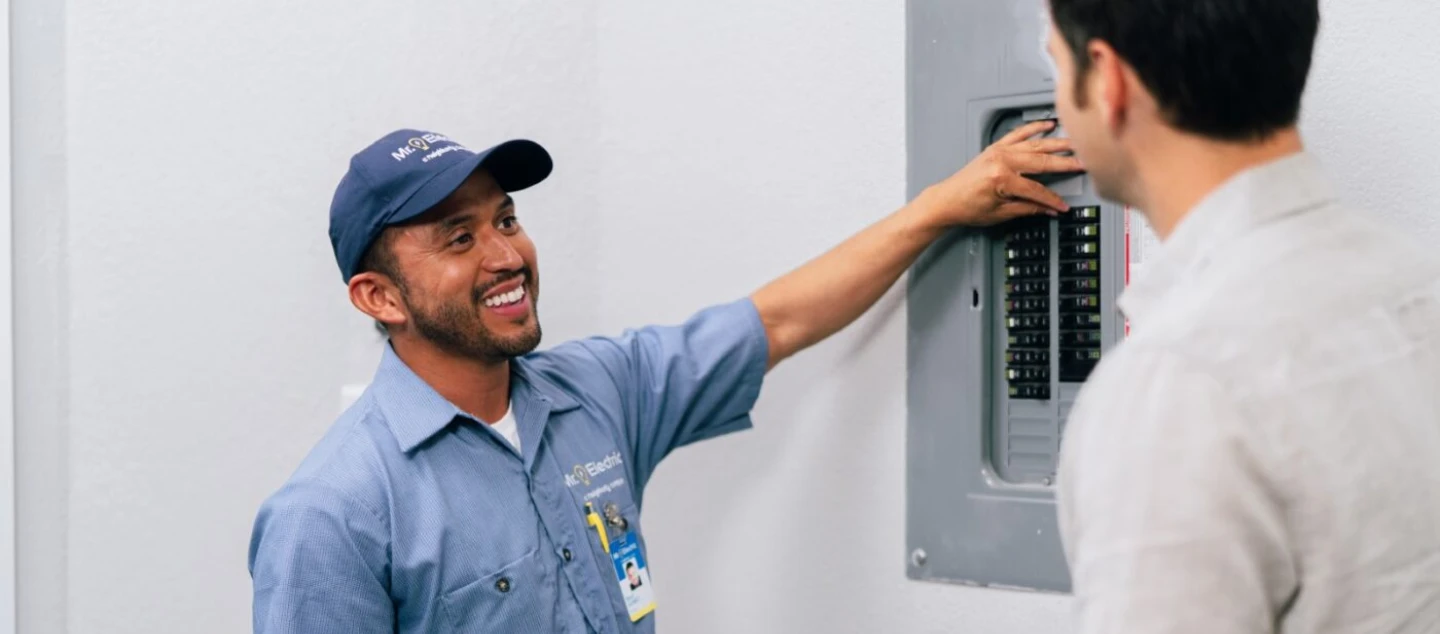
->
<box><xmin>484</xmin><ymin>286</ymin><xmax>526</xmax><ymax>308</ymax></box>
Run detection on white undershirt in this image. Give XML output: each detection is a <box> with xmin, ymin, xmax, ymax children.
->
<box><xmin>489</xmin><ymin>405</ymin><xmax>520</xmax><ymax>452</ymax></box>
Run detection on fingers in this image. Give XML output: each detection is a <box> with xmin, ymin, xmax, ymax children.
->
<box><xmin>995</xmin><ymin>172</ymin><xmax>1068</xmax><ymax>212</ymax></box>
<box><xmin>996</xmin><ymin>120</ymin><xmax>1058</xmax><ymax>146</ymax></box>
<box><xmin>1003</xmin><ymin>149</ymin><xmax>1085</xmax><ymax>175</ymax></box>
<box><xmin>1022</xmin><ymin>137</ymin><xmax>1075</xmax><ymax>155</ymax></box>
<box><xmin>989</xmin><ymin>201</ymin><xmax>1055</xmax><ymax>225</ymax></box>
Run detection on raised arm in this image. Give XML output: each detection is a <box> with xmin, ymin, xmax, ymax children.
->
<box><xmin>751</xmin><ymin>120</ymin><xmax>1082</xmax><ymax>369</ymax></box>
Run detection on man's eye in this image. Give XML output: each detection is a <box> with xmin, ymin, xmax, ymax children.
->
<box><xmin>500</xmin><ymin>217</ymin><xmax>518</xmax><ymax>229</ymax></box>
<box><xmin>452</xmin><ymin>233</ymin><xmax>473</xmax><ymax>245</ymax></box>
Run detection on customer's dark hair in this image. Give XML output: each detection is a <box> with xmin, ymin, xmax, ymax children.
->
<box><xmin>1048</xmin><ymin>0</ymin><xmax>1320</xmax><ymax>141</ymax></box>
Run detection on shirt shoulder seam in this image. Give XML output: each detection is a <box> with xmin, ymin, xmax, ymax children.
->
<box><xmin>288</xmin><ymin>398</ymin><xmax>393</xmax><ymax>529</ymax></box>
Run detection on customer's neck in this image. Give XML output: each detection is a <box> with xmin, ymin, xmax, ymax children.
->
<box><xmin>1130</xmin><ymin>127</ymin><xmax>1304</xmax><ymax>240</ymax></box>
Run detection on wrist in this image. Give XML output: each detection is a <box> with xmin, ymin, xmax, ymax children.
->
<box><xmin>900</xmin><ymin>188</ymin><xmax>949</xmax><ymax>241</ymax></box>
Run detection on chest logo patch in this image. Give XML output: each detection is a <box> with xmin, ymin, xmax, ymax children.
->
<box><xmin>565</xmin><ymin>451</ymin><xmax>623</xmax><ymax>488</ymax></box>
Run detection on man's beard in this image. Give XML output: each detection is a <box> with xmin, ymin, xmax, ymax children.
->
<box><xmin>405</xmin><ymin>273</ymin><xmax>542</xmax><ymax>362</ymax></box>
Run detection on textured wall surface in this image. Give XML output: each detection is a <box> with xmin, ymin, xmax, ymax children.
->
<box><xmin>11</xmin><ymin>0</ymin><xmax>1437</xmax><ymax>632</ymax></box>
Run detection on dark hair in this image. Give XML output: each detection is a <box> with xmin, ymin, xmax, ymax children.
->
<box><xmin>1049</xmin><ymin>0</ymin><xmax>1320</xmax><ymax>141</ymax></box>
<box><xmin>357</xmin><ymin>230</ymin><xmax>401</xmax><ymax>284</ymax></box>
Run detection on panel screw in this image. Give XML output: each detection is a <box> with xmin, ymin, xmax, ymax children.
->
<box><xmin>1042</xmin><ymin>476</ymin><xmax>1054</xmax><ymax>486</ymax></box>
<box><xmin>911</xmin><ymin>548</ymin><xmax>928</xmax><ymax>567</ymax></box>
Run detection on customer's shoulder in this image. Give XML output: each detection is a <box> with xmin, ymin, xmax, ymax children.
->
<box><xmin>1081</xmin><ymin>336</ymin><xmax>1223</xmax><ymax>400</ymax></box>
<box><xmin>1126</xmin><ymin>203</ymin><xmax>1440</xmax><ymax>394</ymax></box>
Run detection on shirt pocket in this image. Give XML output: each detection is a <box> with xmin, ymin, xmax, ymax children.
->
<box><xmin>440</xmin><ymin>548</ymin><xmax>556</xmax><ymax>633</ymax></box>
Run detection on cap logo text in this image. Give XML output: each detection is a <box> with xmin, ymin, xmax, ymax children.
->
<box><xmin>390</xmin><ymin>133</ymin><xmax>470</xmax><ymax>162</ymax></box>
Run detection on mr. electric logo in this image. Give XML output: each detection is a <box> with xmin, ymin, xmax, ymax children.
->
<box><xmin>565</xmin><ymin>452</ymin><xmax>624</xmax><ymax>488</ymax></box>
<box><xmin>390</xmin><ymin>133</ymin><xmax>473</xmax><ymax>163</ymax></box>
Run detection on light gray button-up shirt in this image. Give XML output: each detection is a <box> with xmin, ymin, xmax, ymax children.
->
<box><xmin>1058</xmin><ymin>152</ymin><xmax>1440</xmax><ymax>633</ymax></box>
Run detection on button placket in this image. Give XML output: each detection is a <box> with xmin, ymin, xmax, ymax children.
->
<box><xmin>533</xmin><ymin>460</ymin><xmax>617</xmax><ymax>634</ymax></box>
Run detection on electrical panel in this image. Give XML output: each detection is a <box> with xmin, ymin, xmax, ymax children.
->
<box><xmin>904</xmin><ymin>0</ymin><xmax>1134</xmax><ymax>593</ymax></box>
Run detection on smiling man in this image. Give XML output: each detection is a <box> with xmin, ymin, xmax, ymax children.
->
<box><xmin>247</xmin><ymin>125</ymin><xmax>1080</xmax><ymax>633</ymax></box>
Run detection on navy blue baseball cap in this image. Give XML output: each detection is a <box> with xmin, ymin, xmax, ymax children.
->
<box><xmin>328</xmin><ymin>129</ymin><xmax>553</xmax><ymax>282</ymax></box>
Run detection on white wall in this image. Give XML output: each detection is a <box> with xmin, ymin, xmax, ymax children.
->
<box><xmin>13</xmin><ymin>1</ymin><xmax>1439</xmax><ymax>633</ymax></box>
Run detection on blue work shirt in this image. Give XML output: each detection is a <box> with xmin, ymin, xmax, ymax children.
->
<box><xmin>248</xmin><ymin>297</ymin><xmax>768</xmax><ymax>633</ymax></box>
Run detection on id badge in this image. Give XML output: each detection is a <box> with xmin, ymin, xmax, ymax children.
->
<box><xmin>608</xmin><ymin>531</ymin><xmax>656</xmax><ymax>622</ymax></box>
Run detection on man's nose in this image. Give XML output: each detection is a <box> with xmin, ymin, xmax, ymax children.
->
<box><xmin>480</xmin><ymin>232</ymin><xmax>523</xmax><ymax>272</ymax></box>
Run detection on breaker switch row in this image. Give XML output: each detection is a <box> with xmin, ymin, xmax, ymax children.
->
<box><xmin>1060</xmin><ymin>295</ymin><xmax>1101</xmax><ymax>312</ymax></box>
<box><xmin>1008</xmin><ymin>332</ymin><xmax>1049</xmax><ymax>348</ymax></box>
<box><xmin>1060</xmin><ymin>313</ymin><xmax>1102</xmax><ymax>329</ymax></box>
<box><xmin>1061</xmin><ymin>259</ymin><xmax>1100</xmax><ymax>276</ymax></box>
<box><xmin>1009</xmin><ymin>227</ymin><xmax>1047</xmax><ymax>244</ymax></box>
<box><xmin>1007</xmin><ymin>297</ymin><xmax>1048</xmax><ymax>313</ymax></box>
<box><xmin>1059</xmin><ymin>206</ymin><xmax>1103</xmax><ymax>384</ymax></box>
<box><xmin>1006</xmin><ymin>315</ymin><xmax>1049</xmax><ymax>330</ymax></box>
<box><xmin>1006</xmin><ymin>245</ymin><xmax>1047</xmax><ymax>261</ymax></box>
<box><xmin>1004</xmin><ymin>219</ymin><xmax>1052</xmax><ymax>401</ymax></box>
<box><xmin>1008</xmin><ymin>384</ymin><xmax>1051</xmax><ymax>400</ymax></box>
<box><xmin>1006</xmin><ymin>280</ymin><xmax>1048</xmax><ymax>296</ymax></box>
<box><xmin>1006</xmin><ymin>262</ymin><xmax>1049</xmax><ymax>279</ymax></box>
<box><xmin>1005</xmin><ymin>349</ymin><xmax>1049</xmax><ymax>364</ymax></box>
<box><xmin>1006</xmin><ymin>366</ymin><xmax>1049</xmax><ymax>382</ymax></box>
<box><xmin>1063</xmin><ymin>349</ymin><xmax>1101</xmax><ymax>364</ymax></box>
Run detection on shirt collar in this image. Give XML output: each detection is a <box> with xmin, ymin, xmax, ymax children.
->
<box><xmin>1118</xmin><ymin>151</ymin><xmax>1338</xmax><ymax>325</ymax></box>
<box><xmin>370</xmin><ymin>343</ymin><xmax>579</xmax><ymax>453</ymax></box>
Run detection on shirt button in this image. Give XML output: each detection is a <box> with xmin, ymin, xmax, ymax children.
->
<box><xmin>563</xmin><ymin>548</ymin><xmax>573</xmax><ymax>562</ymax></box>
<box><xmin>496</xmin><ymin>577</ymin><xmax>511</xmax><ymax>593</ymax></box>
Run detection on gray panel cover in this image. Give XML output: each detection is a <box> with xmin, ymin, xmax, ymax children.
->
<box><xmin>905</xmin><ymin>0</ymin><xmax>1128</xmax><ymax>593</ymax></box>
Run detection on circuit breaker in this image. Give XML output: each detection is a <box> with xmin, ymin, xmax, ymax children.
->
<box><xmin>904</xmin><ymin>0</ymin><xmax>1135</xmax><ymax>593</ymax></box>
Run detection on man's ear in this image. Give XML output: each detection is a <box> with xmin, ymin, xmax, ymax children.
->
<box><xmin>348</xmin><ymin>272</ymin><xmax>408</xmax><ymax>331</ymax></box>
<box><xmin>1088</xmin><ymin>39</ymin><xmax>1130</xmax><ymax>135</ymax></box>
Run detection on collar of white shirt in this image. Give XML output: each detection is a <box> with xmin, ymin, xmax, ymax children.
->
<box><xmin>1118</xmin><ymin>151</ymin><xmax>1340</xmax><ymax>326</ymax></box>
